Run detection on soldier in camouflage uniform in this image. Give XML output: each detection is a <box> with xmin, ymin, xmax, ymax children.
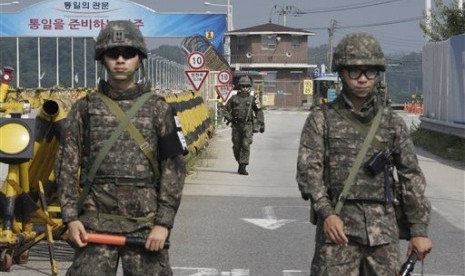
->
<box><xmin>56</xmin><ymin>20</ymin><xmax>186</xmax><ymax>275</ymax></box>
<box><xmin>296</xmin><ymin>33</ymin><xmax>432</xmax><ymax>275</ymax></box>
<box><xmin>223</xmin><ymin>76</ymin><xmax>265</xmax><ymax>175</ymax></box>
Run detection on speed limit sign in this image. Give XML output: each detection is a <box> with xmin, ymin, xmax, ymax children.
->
<box><xmin>187</xmin><ymin>51</ymin><xmax>206</xmax><ymax>69</ymax></box>
<box><xmin>217</xmin><ymin>70</ymin><xmax>232</xmax><ymax>84</ymax></box>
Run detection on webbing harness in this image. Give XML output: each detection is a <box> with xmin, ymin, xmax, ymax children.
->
<box><xmin>331</xmin><ymin>102</ymin><xmax>384</xmax><ymax>214</ymax></box>
<box><xmin>76</xmin><ymin>92</ymin><xmax>158</xmax><ymax>217</ymax></box>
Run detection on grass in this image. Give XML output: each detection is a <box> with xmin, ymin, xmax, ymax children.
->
<box><xmin>411</xmin><ymin>127</ymin><xmax>465</xmax><ymax>163</ymax></box>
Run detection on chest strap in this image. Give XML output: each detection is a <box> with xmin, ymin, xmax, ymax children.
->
<box><xmin>334</xmin><ymin>108</ymin><xmax>383</xmax><ymax>214</ymax></box>
<box><xmin>77</xmin><ymin>92</ymin><xmax>156</xmax><ymax>214</ymax></box>
<box><xmin>97</xmin><ymin>92</ymin><xmax>160</xmax><ymax>181</ymax></box>
<box><xmin>331</xmin><ymin>99</ymin><xmax>385</xmax><ymax>151</ymax></box>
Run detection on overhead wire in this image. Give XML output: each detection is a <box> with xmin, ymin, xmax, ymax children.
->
<box><xmin>299</xmin><ymin>0</ymin><xmax>405</xmax><ymax>14</ymax></box>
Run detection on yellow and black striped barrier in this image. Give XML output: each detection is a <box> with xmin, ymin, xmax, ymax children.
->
<box><xmin>163</xmin><ymin>90</ymin><xmax>213</xmax><ymax>154</ymax></box>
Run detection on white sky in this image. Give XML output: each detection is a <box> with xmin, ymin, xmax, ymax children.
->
<box><xmin>1</xmin><ymin>0</ymin><xmax>457</xmax><ymax>54</ymax></box>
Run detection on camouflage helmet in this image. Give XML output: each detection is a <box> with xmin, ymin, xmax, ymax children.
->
<box><xmin>332</xmin><ymin>33</ymin><xmax>385</xmax><ymax>71</ymax></box>
<box><xmin>95</xmin><ymin>20</ymin><xmax>147</xmax><ymax>60</ymax></box>
<box><xmin>238</xmin><ymin>76</ymin><xmax>252</xmax><ymax>86</ymax></box>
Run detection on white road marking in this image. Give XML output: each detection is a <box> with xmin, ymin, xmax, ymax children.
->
<box><xmin>242</xmin><ymin>206</ymin><xmax>295</xmax><ymax>230</ymax></box>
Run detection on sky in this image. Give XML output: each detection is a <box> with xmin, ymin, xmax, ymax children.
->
<box><xmin>0</xmin><ymin>0</ymin><xmax>456</xmax><ymax>54</ymax></box>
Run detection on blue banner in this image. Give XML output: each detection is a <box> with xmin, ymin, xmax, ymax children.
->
<box><xmin>0</xmin><ymin>0</ymin><xmax>226</xmax><ymax>50</ymax></box>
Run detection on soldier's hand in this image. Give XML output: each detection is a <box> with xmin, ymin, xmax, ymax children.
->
<box><xmin>323</xmin><ymin>215</ymin><xmax>348</xmax><ymax>246</ymax></box>
<box><xmin>408</xmin><ymin>236</ymin><xmax>432</xmax><ymax>260</ymax></box>
<box><xmin>146</xmin><ymin>225</ymin><xmax>169</xmax><ymax>251</ymax></box>
<box><xmin>68</xmin><ymin>220</ymin><xmax>88</xmax><ymax>247</ymax></box>
<box><xmin>260</xmin><ymin>125</ymin><xmax>265</xmax><ymax>133</ymax></box>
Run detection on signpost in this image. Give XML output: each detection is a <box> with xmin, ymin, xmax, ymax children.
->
<box><xmin>217</xmin><ymin>69</ymin><xmax>232</xmax><ymax>84</ymax></box>
<box><xmin>185</xmin><ymin>70</ymin><xmax>209</xmax><ymax>91</ymax></box>
<box><xmin>187</xmin><ymin>51</ymin><xmax>206</xmax><ymax>70</ymax></box>
<box><xmin>185</xmin><ymin>51</ymin><xmax>209</xmax><ymax>91</ymax></box>
<box><xmin>215</xmin><ymin>84</ymin><xmax>234</xmax><ymax>102</ymax></box>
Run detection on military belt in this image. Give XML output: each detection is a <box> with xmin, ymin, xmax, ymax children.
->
<box><xmin>83</xmin><ymin>211</ymin><xmax>155</xmax><ymax>223</ymax></box>
<box><xmin>92</xmin><ymin>177</ymin><xmax>154</xmax><ymax>186</ymax></box>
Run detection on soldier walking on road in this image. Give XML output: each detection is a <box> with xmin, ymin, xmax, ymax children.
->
<box><xmin>223</xmin><ymin>76</ymin><xmax>265</xmax><ymax>175</ymax></box>
<box><xmin>56</xmin><ymin>20</ymin><xmax>186</xmax><ymax>275</ymax></box>
<box><xmin>296</xmin><ymin>33</ymin><xmax>432</xmax><ymax>275</ymax></box>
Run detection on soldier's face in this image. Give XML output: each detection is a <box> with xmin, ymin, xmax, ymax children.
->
<box><xmin>103</xmin><ymin>47</ymin><xmax>141</xmax><ymax>82</ymax></box>
<box><xmin>341</xmin><ymin>66</ymin><xmax>378</xmax><ymax>99</ymax></box>
<box><xmin>239</xmin><ymin>84</ymin><xmax>251</xmax><ymax>93</ymax></box>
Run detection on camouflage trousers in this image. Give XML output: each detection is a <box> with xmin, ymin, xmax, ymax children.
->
<box><xmin>310</xmin><ymin>242</ymin><xmax>400</xmax><ymax>276</ymax></box>
<box><xmin>231</xmin><ymin>122</ymin><xmax>254</xmax><ymax>164</ymax></box>
<box><xmin>66</xmin><ymin>243</ymin><xmax>172</xmax><ymax>276</ymax></box>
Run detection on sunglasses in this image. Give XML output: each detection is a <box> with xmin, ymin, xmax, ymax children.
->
<box><xmin>239</xmin><ymin>85</ymin><xmax>251</xmax><ymax>88</ymax></box>
<box><xmin>347</xmin><ymin>68</ymin><xmax>379</xmax><ymax>80</ymax></box>
<box><xmin>105</xmin><ymin>47</ymin><xmax>139</xmax><ymax>60</ymax></box>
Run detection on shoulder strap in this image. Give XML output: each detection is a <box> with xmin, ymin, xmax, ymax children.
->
<box><xmin>334</xmin><ymin>108</ymin><xmax>383</xmax><ymax>214</ymax></box>
<box><xmin>77</xmin><ymin>92</ymin><xmax>156</xmax><ymax>213</ymax></box>
<box><xmin>97</xmin><ymin>92</ymin><xmax>160</xmax><ymax>180</ymax></box>
<box><xmin>244</xmin><ymin>94</ymin><xmax>255</xmax><ymax>122</ymax></box>
<box><xmin>332</xmin><ymin>99</ymin><xmax>385</xmax><ymax>151</ymax></box>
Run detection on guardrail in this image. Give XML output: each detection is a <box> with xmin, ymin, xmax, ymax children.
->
<box><xmin>420</xmin><ymin>117</ymin><xmax>465</xmax><ymax>139</ymax></box>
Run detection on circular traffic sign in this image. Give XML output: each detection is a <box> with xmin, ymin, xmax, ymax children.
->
<box><xmin>187</xmin><ymin>51</ymin><xmax>206</xmax><ymax>69</ymax></box>
<box><xmin>217</xmin><ymin>70</ymin><xmax>232</xmax><ymax>84</ymax></box>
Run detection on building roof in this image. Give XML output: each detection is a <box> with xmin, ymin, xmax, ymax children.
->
<box><xmin>226</xmin><ymin>22</ymin><xmax>315</xmax><ymax>36</ymax></box>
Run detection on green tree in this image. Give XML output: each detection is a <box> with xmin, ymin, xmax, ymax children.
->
<box><xmin>420</xmin><ymin>0</ymin><xmax>465</xmax><ymax>41</ymax></box>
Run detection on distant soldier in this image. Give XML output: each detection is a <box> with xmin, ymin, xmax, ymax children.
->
<box><xmin>56</xmin><ymin>20</ymin><xmax>186</xmax><ymax>275</ymax></box>
<box><xmin>296</xmin><ymin>33</ymin><xmax>432</xmax><ymax>275</ymax></box>
<box><xmin>223</xmin><ymin>76</ymin><xmax>265</xmax><ymax>175</ymax></box>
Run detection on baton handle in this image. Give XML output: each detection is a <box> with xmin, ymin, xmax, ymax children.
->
<box><xmin>82</xmin><ymin>233</ymin><xmax>170</xmax><ymax>249</ymax></box>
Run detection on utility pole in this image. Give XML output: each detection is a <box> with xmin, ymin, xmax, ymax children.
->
<box><xmin>327</xmin><ymin>19</ymin><xmax>336</xmax><ymax>72</ymax></box>
<box><xmin>425</xmin><ymin>0</ymin><xmax>431</xmax><ymax>34</ymax></box>
<box><xmin>270</xmin><ymin>4</ymin><xmax>303</xmax><ymax>26</ymax></box>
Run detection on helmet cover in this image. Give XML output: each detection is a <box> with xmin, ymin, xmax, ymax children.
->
<box><xmin>95</xmin><ymin>20</ymin><xmax>147</xmax><ymax>60</ymax></box>
<box><xmin>332</xmin><ymin>33</ymin><xmax>385</xmax><ymax>71</ymax></box>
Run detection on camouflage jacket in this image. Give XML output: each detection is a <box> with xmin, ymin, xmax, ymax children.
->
<box><xmin>296</xmin><ymin>93</ymin><xmax>431</xmax><ymax>246</ymax></box>
<box><xmin>224</xmin><ymin>92</ymin><xmax>264</xmax><ymax>126</ymax></box>
<box><xmin>56</xmin><ymin>80</ymin><xmax>186</xmax><ymax>233</ymax></box>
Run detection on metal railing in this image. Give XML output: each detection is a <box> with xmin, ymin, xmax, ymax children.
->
<box><xmin>230</xmin><ymin>54</ymin><xmax>306</xmax><ymax>64</ymax></box>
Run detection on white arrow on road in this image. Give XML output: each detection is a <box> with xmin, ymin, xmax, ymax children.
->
<box><xmin>241</xmin><ymin>206</ymin><xmax>295</xmax><ymax>230</ymax></box>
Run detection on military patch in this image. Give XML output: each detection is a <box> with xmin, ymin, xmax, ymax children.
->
<box><xmin>254</xmin><ymin>97</ymin><xmax>261</xmax><ymax>109</ymax></box>
<box><xmin>112</xmin><ymin>30</ymin><xmax>125</xmax><ymax>43</ymax></box>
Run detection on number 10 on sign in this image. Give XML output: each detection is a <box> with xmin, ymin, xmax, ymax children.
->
<box><xmin>187</xmin><ymin>51</ymin><xmax>206</xmax><ymax>69</ymax></box>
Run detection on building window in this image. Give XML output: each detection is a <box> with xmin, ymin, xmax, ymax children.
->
<box><xmin>263</xmin><ymin>71</ymin><xmax>277</xmax><ymax>87</ymax></box>
<box><xmin>261</xmin><ymin>35</ymin><xmax>277</xmax><ymax>50</ymax></box>
<box><xmin>291</xmin><ymin>36</ymin><xmax>301</xmax><ymax>49</ymax></box>
<box><xmin>237</xmin><ymin>36</ymin><xmax>247</xmax><ymax>51</ymax></box>
<box><xmin>290</xmin><ymin>71</ymin><xmax>303</xmax><ymax>80</ymax></box>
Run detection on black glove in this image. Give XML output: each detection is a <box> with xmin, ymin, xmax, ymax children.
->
<box><xmin>301</xmin><ymin>193</ymin><xmax>310</xmax><ymax>201</ymax></box>
<box><xmin>260</xmin><ymin>124</ymin><xmax>265</xmax><ymax>133</ymax></box>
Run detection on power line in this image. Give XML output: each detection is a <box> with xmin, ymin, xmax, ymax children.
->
<box><xmin>303</xmin><ymin>16</ymin><xmax>423</xmax><ymax>31</ymax></box>
<box><xmin>337</xmin><ymin>16</ymin><xmax>423</xmax><ymax>29</ymax></box>
<box><xmin>299</xmin><ymin>0</ymin><xmax>405</xmax><ymax>14</ymax></box>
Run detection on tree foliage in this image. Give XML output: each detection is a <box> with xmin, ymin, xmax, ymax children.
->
<box><xmin>420</xmin><ymin>0</ymin><xmax>465</xmax><ymax>41</ymax></box>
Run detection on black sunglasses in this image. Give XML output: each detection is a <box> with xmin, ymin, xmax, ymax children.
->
<box><xmin>239</xmin><ymin>85</ymin><xmax>251</xmax><ymax>88</ymax></box>
<box><xmin>105</xmin><ymin>47</ymin><xmax>139</xmax><ymax>60</ymax></box>
<box><xmin>347</xmin><ymin>67</ymin><xmax>379</xmax><ymax>80</ymax></box>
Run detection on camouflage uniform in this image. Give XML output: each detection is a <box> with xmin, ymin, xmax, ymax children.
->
<box><xmin>296</xmin><ymin>33</ymin><xmax>431</xmax><ymax>275</ymax></box>
<box><xmin>56</xmin><ymin>21</ymin><xmax>186</xmax><ymax>276</ymax></box>
<box><xmin>223</xmin><ymin>77</ymin><xmax>264</xmax><ymax>174</ymax></box>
